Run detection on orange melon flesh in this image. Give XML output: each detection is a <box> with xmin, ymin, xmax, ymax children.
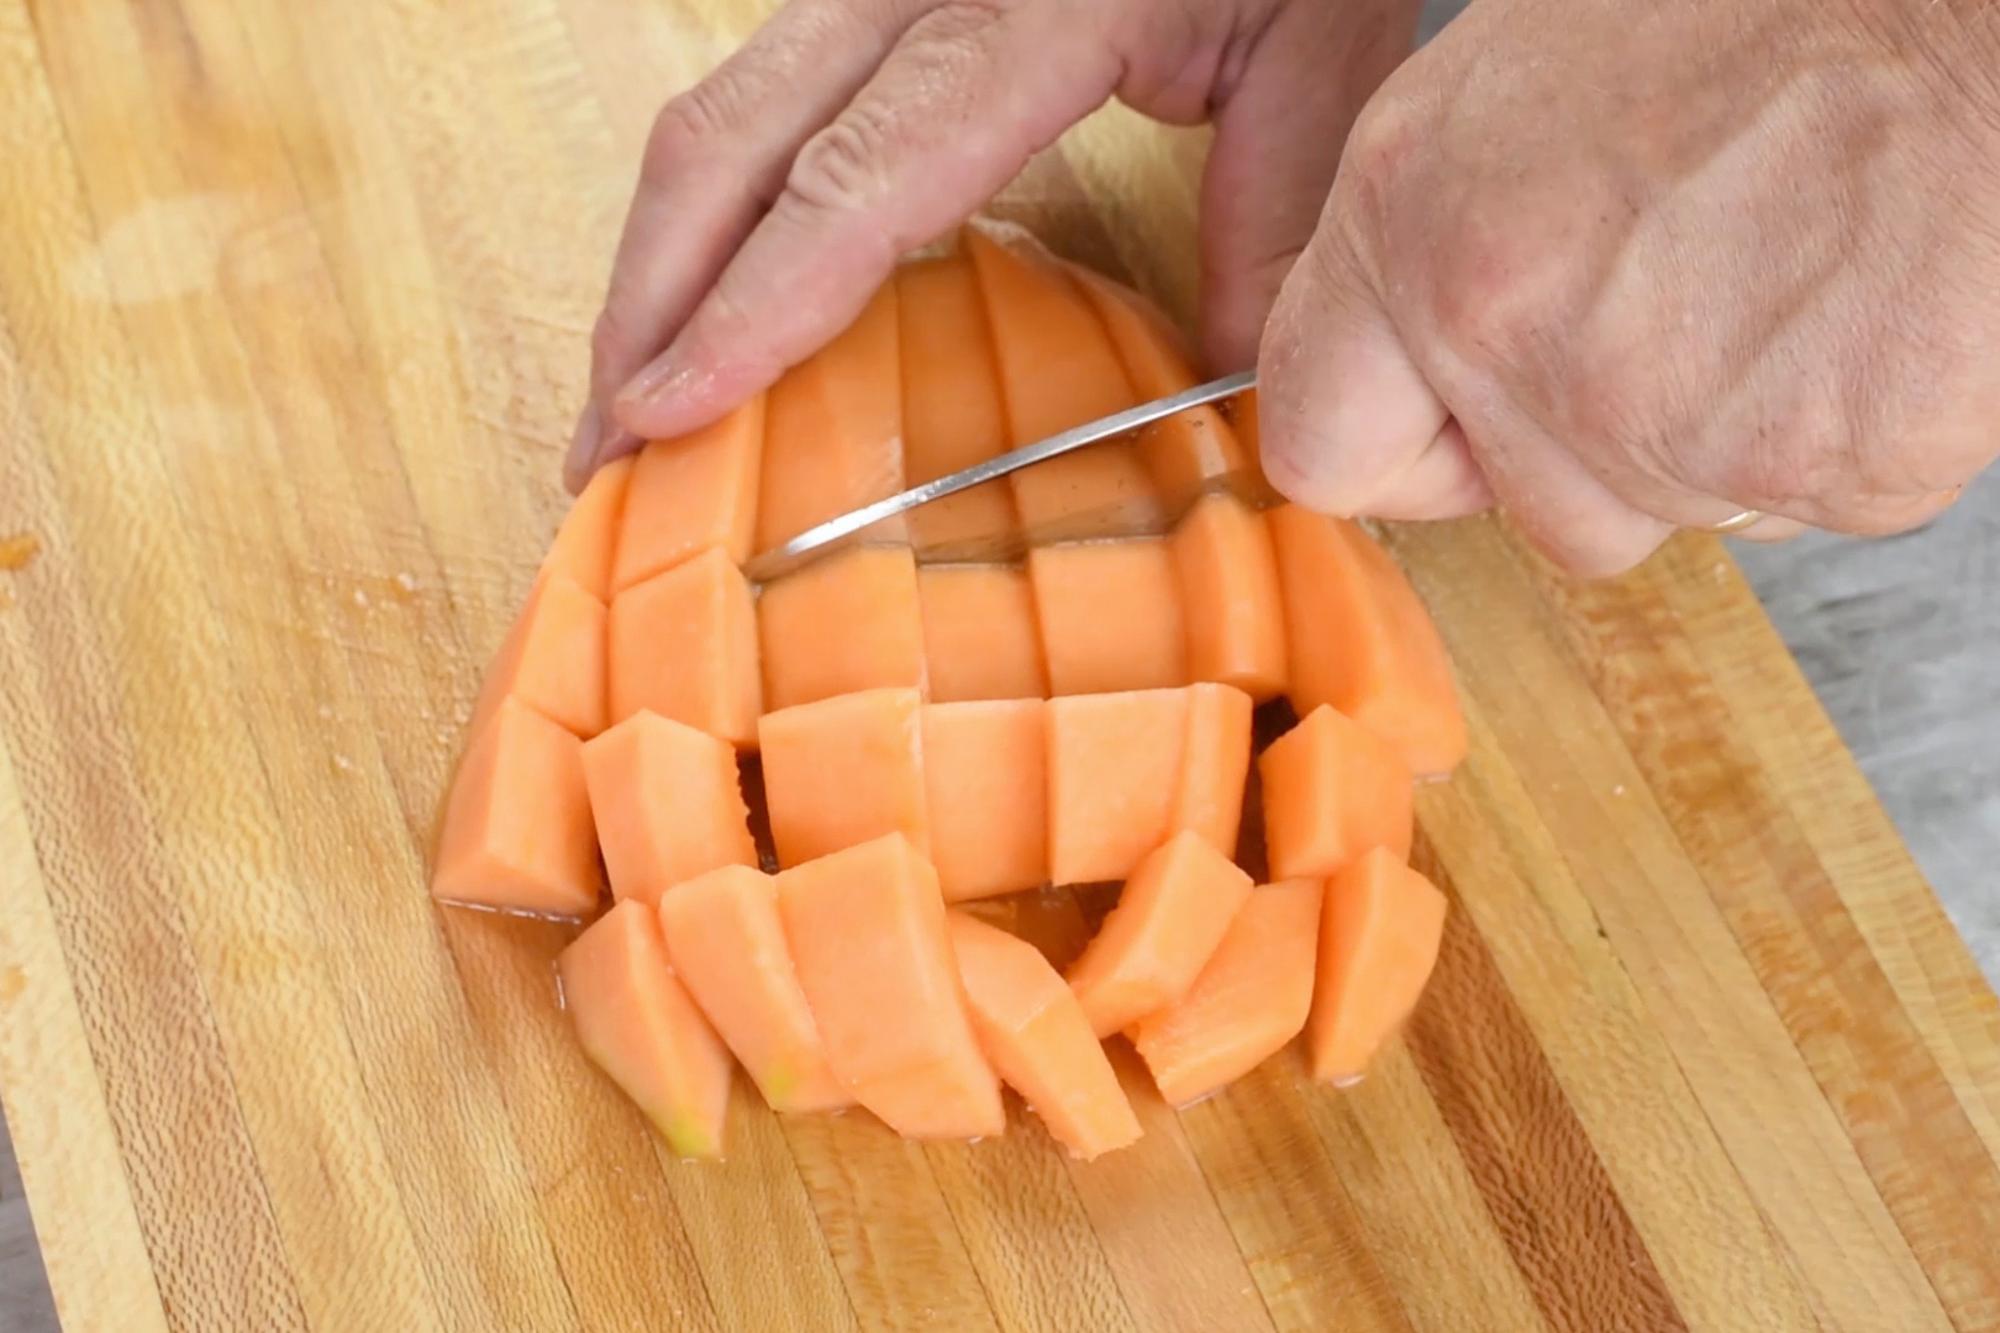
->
<box><xmin>756</xmin><ymin>282</ymin><xmax>905</xmax><ymax>549</ymax></box>
<box><xmin>1131</xmin><ymin>879</ymin><xmax>1322</xmax><ymax>1106</ymax></box>
<box><xmin>612</xmin><ymin>396</ymin><xmax>763</xmax><ymax>593</ymax></box>
<box><xmin>558</xmin><ymin>899</ymin><xmax>733</xmax><ymax>1158</ymax></box>
<box><xmin>467</xmin><ymin>573</ymin><xmax>607</xmax><ymax>740</ymax></box>
<box><xmin>1028</xmin><ymin>540</ymin><xmax>1187</xmax><ymax>696</ymax></box>
<box><xmin>947</xmin><ymin>913</ymin><xmax>1140</xmax><ymax>1159</ymax></box>
<box><xmin>759</xmin><ymin>687</ymin><xmax>928</xmax><ymax>867</ymax></box>
<box><xmin>1259</xmin><ymin>704</ymin><xmax>1414</xmax><ymax>881</ymax></box>
<box><xmin>1171</xmin><ymin>683</ymin><xmax>1254</xmax><ymax>860</ymax></box>
<box><xmin>916</xmin><ymin>564</ymin><xmax>1048</xmax><ymax>703</ymax></box>
<box><xmin>608</xmin><ymin>546</ymin><xmax>761</xmax><ymax>748</ymax></box>
<box><xmin>1268</xmin><ymin>505</ymin><xmax>1468</xmax><ymax>777</ymax></box>
<box><xmin>541</xmin><ymin>453</ymin><xmax>633</xmax><ymax>601</ymax></box>
<box><xmin>922</xmin><ymin>700</ymin><xmax>1047</xmax><ymax>902</ymax></box>
<box><xmin>776</xmin><ymin>834</ymin><xmax>1003</xmax><ymax>1138</ymax></box>
<box><xmin>1309</xmin><ymin>848</ymin><xmax>1447</xmax><ymax>1083</ymax></box>
<box><xmin>1066</xmin><ymin>831</ymin><xmax>1254</xmax><ymax>1038</ymax></box>
<box><xmin>1045</xmin><ymin>688</ymin><xmax>1190</xmax><ymax>885</ymax></box>
<box><xmin>658</xmin><ymin>865</ymin><xmax>850</xmax><ymax>1113</ymax></box>
<box><xmin>896</xmin><ymin>255</ymin><xmax>1018</xmax><ymax>550</ymax></box>
<box><xmin>580</xmin><ymin>711</ymin><xmax>756</xmax><ymax>908</ymax></box>
<box><xmin>1171</xmin><ymin>495</ymin><xmax>1288</xmax><ymax>702</ymax></box>
<box><xmin>757</xmin><ymin>544</ymin><xmax>926</xmax><ymax>711</ymax></box>
<box><xmin>432</xmin><ymin>696</ymin><xmax>601</xmax><ymax>916</ymax></box>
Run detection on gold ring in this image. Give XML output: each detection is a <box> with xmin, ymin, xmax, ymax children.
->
<box><xmin>1703</xmin><ymin>509</ymin><xmax>1764</xmax><ymax>535</ymax></box>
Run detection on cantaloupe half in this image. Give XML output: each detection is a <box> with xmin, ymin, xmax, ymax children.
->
<box><xmin>1260</xmin><ymin>704</ymin><xmax>1414</xmax><ymax>881</ymax></box>
<box><xmin>581</xmin><ymin>711</ymin><xmax>755</xmax><ymax>908</ymax></box>
<box><xmin>759</xmin><ymin>687</ymin><xmax>929</xmax><ymax>867</ymax></box>
<box><xmin>1308</xmin><ymin>849</ymin><xmax>1447</xmax><ymax>1084</ymax></box>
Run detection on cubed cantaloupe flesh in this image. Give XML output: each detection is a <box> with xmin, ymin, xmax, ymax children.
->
<box><xmin>433</xmin><ymin>696</ymin><xmax>601</xmax><ymax>917</ymax></box>
<box><xmin>757</xmin><ymin>544</ymin><xmax>926</xmax><ymax>711</ymax></box>
<box><xmin>612</xmin><ymin>396</ymin><xmax>763</xmax><ymax>594</ymax></box>
<box><xmin>1171</xmin><ymin>494</ymin><xmax>1288</xmax><ymax>702</ymax></box>
<box><xmin>1131</xmin><ymin>879</ymin><xmax>1322</xmax><ymax>1106</ymax></box>
<box><xmin>1268</xmin><ymin>504</ymin><xmax>1467</xmax><ymax>777</ymax></box>
<box><xmin>922</xmin><ymin>699</ymin><xmax>1047</xmax><ymax>902</ymax></box>
<box><xmin>608</xmin><ymin>546</ymin><xmax>760</xmax><ymax>748</ymax></box>
<box><xmin>1259</xmin><ymin>704</ymin><xmax>1414</xmax><ymax>881</ymax></box>
<box><xmin>1172</xmin><ymin>682</ymin><xmax>1254</xmax><ymax>860</ymax></box>
<box><xmin>1028</xmin><ymin>540</ymin><xmax>1187</xmax><ymax>696</ymax></box>
<box><xmin>1066</xmin><ymin>831</ymin><xmax>1254</xmax><ymax>1037</ymax></box>
<box><xmin>756</xmin><ymin>282</ymin><xmax>905</xmax><ymax>549</ymax></box>
<box><xmin>1309</xmin><ymin>848</ymin><xmax>1447</xmax><ymax>1083</ymax></box>
<box><xmin>896</xmin><ymin>255</ymin><xmax>1018</xmax><ymax>551</ymax></box>
<box><xmin>916</xmin><ymin>564</ymin><xmax>1048</xmax><ymax>703</ymax></box>
<box><xmin>777</xmin><ymin>834</ymin><xmax>1003</xmax><ymax>1139</ymax></box>
<box><xmin>759</xmin><ymin>687</ymin><xmax>928</xmax><ymax>867</ymax></box>
<box><xmin>540</xmin><ymin>452</ymin><xmax>633</xmax><ymax>601</ymax></box>
<box><xmin>468</xmin><ymin>572</ymin><xmax>607</xmax><ymax>739</ymax></box>
<box><xmin>581</xmin><ymin>711</ymin><xmax>756</xmax><ymax>908</ymax></box>
<box><xmin>946</xmin><ymin>912</ymin><xmax>1140</xmax><ymax>1159</ymax></box>
<box><xmin>964</xmin><ymin>227</ymin><xmax>1161</xmax><ymax>534</ymax></box>
<box><xmin>558</xmin><ymin>899</ymin><xmax>734</xmax><ymax>1158</ymax></box>
<box><xmin>658</xmin><ymin>865</ymin><xmax>850</xmax><ymax>1113</ymax></box>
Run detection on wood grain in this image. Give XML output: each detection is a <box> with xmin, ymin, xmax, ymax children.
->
<box><xmin>1</xmin><ymin>2</ymin><xmax>1996</xmax><ymax>1330</ymax></box>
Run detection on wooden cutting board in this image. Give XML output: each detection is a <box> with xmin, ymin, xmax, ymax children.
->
<box><xmin>2</xmin><ymin>3</ymin><xmax>1997</xmax><ymax>1330</ymax></box>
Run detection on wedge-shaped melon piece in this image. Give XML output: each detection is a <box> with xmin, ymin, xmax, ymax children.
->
<box><xmin>1268</xmin><ymin>505</ymin><xmax>1467</xmax><ymax>777</ymax></box>
<box><xmin>758</xmin><ymin>545</ymin><xmax>926</xmax><ymax>711</ymax></box>
<box><xmin>1171</xmin><ymin>495</ymin><xmax>1287</xmax><ymax>702</ymax></box>
<box><xmin>1066</xmin><ymin>831</ymin><xmax>1253</xmax><ymax>1037</ymax></box>
<box><xmin>433</xmin><ymin>696</ymin><xmax>601</xmax><ymax>916</ymax></box>
<box><xmin>1309</xmin><ymin>849</ymin><xmax>1447</xmax><ymax>1083</ymax></box>
<box><xmin>608</xmin><ymin>546</ymin><xmax>760</xmax><ymax>747</ymax></box>
<box><xmin>757</xmin><ymin>283</ymin><xmax>905</xmax><ymax>549</ymax></box>
<box><xmin>1045</xmin><ymin>688</ymin><xmax>1190</xmax><ymax>885</ymax></box>
<box><xmin>541</xmin><ymin>453</ymin><xmax>633</xmax><ymax>600</ymax></box>
<box><xmin>759</xmin><ymin>687</ymin><xmax>928</xmax><ymax>866</ymax></box>
<box><xmin>897</xmin><ymin>255</ymin><xmax>1018</xmax><ymax>549</ymax></box>
<box><xmin>468</xmin><ymin>572</ymin><xmax>606</xmax><ymax>739</ymax></box>
<box><xmin>558</xmin><ymin>899</ymin><xmax>733</xmax><ymax>1158</ymax></box>
<box><xmin>1171</xmin><ymin>682</ymin><xmax>1254</xmax><ymax>859</ymax></box>
<box><xmin>1029</xmin><ymin>540</ymin><xmax>1187</xmax><ymax>696</ymax></box>
<box><xmin>1260</xmin><ymin>704</ymin><xmax>1413</xmax><ymax>880</ymax></box>
<box><xmin>612</xmin><ymin>397</ymin><xmax>763</xmax><ymax>593</ymax></box>
<box><xmin>916</xmin><ymin>564</ymin><xmax>1047</xmax><ymax>703</ymax></box>
<box><xmin>947</xmin><ymin>913</ymin><xmax>1139</xmax><ymax>1159</ymax></box>
<box><xmin>581</xmin><ymin>711</ymin><xmax>755</xmax><ymax>907</ymax></box>
<box><xmin>923</xmin><ymin>699</ymin><xmax>1047</xmax><ymax>901</ymax></box>
<box><xmin>659</xmin><ymin>865</ymin><xmax>850</xmax><ymax>1113</ymax></box>
<box><xmin>1132</xmin><ymin>879</ymin><xmax>1322</xmax><ymax>1106</ymax></box>
<box><xmin>777</xmin><ymin>834</ymin><xmax>1003</xmax><ymax>1138</ymax></box>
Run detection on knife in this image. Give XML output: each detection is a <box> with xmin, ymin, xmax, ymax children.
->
<box><xmin>742</xmin><ymin>370</ymin><xmax>1265</xmax><ymax>583</ymax></box>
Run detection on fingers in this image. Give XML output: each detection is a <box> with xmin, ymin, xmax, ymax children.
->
<box><xmin>609</xmin><ymin>0</ymin><xmax>1124</xmax><ymax>444</ymax></box>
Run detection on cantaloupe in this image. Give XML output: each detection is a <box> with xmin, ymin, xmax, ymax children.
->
<box><xmin>1028</xmin><ymin>540</ymin><xmax>1187</xmax><ymax>696</ymax></box>
<box><xmin>541</xmin><ymin>453</ymin><xmax>633</xmax><ymax>601</ymax></box>
<box><xmin>759</xmin><ymin>687</ymin><xmax>928</xmax><ymax>866</ymax></box>
<box><xmin>581</xmin><ymin>711</ymin><xmax>755</xmax><ymax>908</ymax></box>
<box><xmin>896</xmin><ymin>255</ymin><xmax>1017</xmax><ymax>550</ymax></box>
<box><xmin>1171</xmin><ymin>495</ymin><xmax>1287</xmax><ymax>702</ymax></box>
<box><xmin>608</xmin><ymin>546</ymin><xmax>760</xmax><ymax>747</ymax></box>
<box><xmin>916</xmin><ymin>564</ymin><xmax>1048</xmax><ymax>703</ymax></box>
<box><xmin>1044</xmin><ymin>688</ymin><xmax>1188</xmax><ymax>885</ymax></box>
<box><xmin>1172</xmin><ymin>683</ymin><xmax>1254</xmax><ymax>860</ymax></box>
<box><xmin>1260</xmin><ymin>704</ymin><xmax>1414</xmax><ymax>880</ymax></box>
<box><xmin>1308</xmin><ymin>849</ymin><xmax>1447</xmax><ymax>1084</ymax></box>
<box><xmin>922</xmin><ymin>699</ymin><xmax>1047</xmax><ymax>901</ymax></box>
<box><xmin>758</xmin><ymin>544</ymin><xmax>926</xmax><ymax>710</ymax></box>
<box><xmin>468</xmin><ymin>573</ymin><xmax>607</xmax><ymax>740</ymax></box>
<box><xmin>612</xmin><ymin>397</ymin><xmax>763</xmax><ymax>593</ymax></box>
<box><xmin>558</xmin><ymin>899</ymin><xmax>733</xmax><ymax>1158</ymax></box>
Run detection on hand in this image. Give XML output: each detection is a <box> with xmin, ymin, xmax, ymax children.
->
<box><xmin>565</xmin><ymin>0</ymin><xmax>1420</xmax><ymax>491</ymax></box>
<box><xmin>1257</xmin><ymin>0</ymin><xmax>2000</xmax><ymax>573</ymax></box>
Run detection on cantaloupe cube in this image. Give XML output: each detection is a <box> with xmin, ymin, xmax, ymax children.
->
<box><xmin>922</xmin><ymin>700</ymin><xmax>1047</xmax><ymax>901</ymax></box>
<box><xmin>432</xmin><ymin>697</ymin><xmax>601</xmax><ymax>917</ymax></box>
<box><xmin>759</xmin><ymin>687</ymin><xmax>928</xmax><ymax>867</ymax></box>
<box><xmin>1171</xmin><ymin>495</ymin><xmax>1287</xmax><ymax>701</ymax></box>
<box><xmin>756</xmin><ymin>283</ymin><xmax>905</xmax><ymax>549</ymax></box>
<box><xmin>658</xmin><ymin>865</ymin><xmax>850</xmax><ymax>1113</ymax></box>
<box><xmin>1171</xmin><ymin>683</ymin><xmax>1254</xmax><ymax>860</ymax></box>
<box><xmin>608</xmin><ymin>546</ymin><xmax>760</xmax><ymax>747</ymax></box>
<box><xmin>897</xmin><ymin>255</ymin><xmax>1018</xmax><ymax>550</ymax></box>
<box><xmin>777</xmin><ymin>834</ymin><xmax>1002</xmax><ymax>1138</ymax></box>
<box><xmin>916</xmin><ymin>564</ymin><xmax>1047</xmax><ymax>703</ymax></box>
<box><xmin>1260</xmin><ymin>704</ymin><xmax>1414</xmax><ymax>880</ymax></box>
<box><xmin>467</xmin><ymin>573</ymin><xmax>607</xmax><ymax>739</ymax></box>
<box><xmin>1268</xmin><ymin>504</ymin><xmax>1467</xmax><ymax>777</ymax></box>
<box><xmin>558</xmin><ymin>900</ymin><xmax>733</xmax><ymax>1158</ymax></box>
<box><xmin>580</xmin><ymin>711</ymin><xmax>755</xmax><ymax>908</ymax></box>
<box><xmin>1066</xmin><ymin>832</ymin><xmax>1253</xmax><ymax>1038</ymax></box>
<box><xmin>758</xmin><ymin>545</ymin><xmax>926</xmax><ymax>711</ymax></box>
<box><xmin>1132</xmin><ymin>879</ymin><xmax>1322</xmax><ymax>1106</ymax></box>
<box><xmin>612</xmin><ymin>397</ymin><xmax>763</xmax><ymax>593</ymax></box>
<box><xmin>540</xmin><ymin>453</ymin><xmax>633</xmax><ymax>601</ymax></box>
<box><xmin>1045</xmin><ymin>688</ymin><xmax>1190</xmax><ymax>885</ymax></box>
<box><xmin>1309</xmin><ymin>849</ymin><xmax>1447</xmax><ymax>1084</ymax></box>
<box><xmin>1029</xmin><ymin>540</ymin><xmax>1187</xmax><ymax>696</ymax></box>
<box><xmin>947</xmin><ymin>913</ymin><xmax>1139</xmax><ymax>1159</ymax></box>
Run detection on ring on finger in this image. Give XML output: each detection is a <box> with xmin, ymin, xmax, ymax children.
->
<box><xmin>1700</xmin><ymin>508</ymin><xmax>1765</xmax><ymax>535</ymax></box>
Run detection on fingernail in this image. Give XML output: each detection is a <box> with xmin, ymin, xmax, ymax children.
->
<box><xmin>613</xmin><ymin>351</ymin><xmax>713</xmax><ymax>439</ymax></box>
<box><xmin>563</xmin><ymin>403</ymin><xmax>601</xmax><ymax>495</ymax></box>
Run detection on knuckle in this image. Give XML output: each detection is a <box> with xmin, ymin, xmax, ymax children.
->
<box><xmin>647</xmin><ymin>72</ymin><xmax>756</xmax><ymax>173</ymax></box>
<box><xmin>1429</xmin><ymin>222</ymin><xmax>1567</xmax><ymax>372</ymax></box>
<box><xmin>784</xmin><ymin>110</ymin><xmax>896</xmax><ymax>216</ymax></box>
